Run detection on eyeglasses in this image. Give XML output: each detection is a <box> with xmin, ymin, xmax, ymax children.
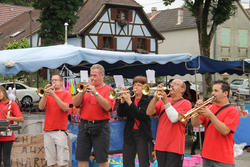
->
<box><xmin>133</xmin><ymin>83</ymin><xmax>143</xmax><ymax>87</ymax></box>
<box><xmin>51</xmin><ymin>79</ymin><xmax>61</xmax><ymax>82</ymax></box>
<box><xmin>170</xmin><ymin>82</ymin><xmax>180</xmax><ymax>86</ymax></box>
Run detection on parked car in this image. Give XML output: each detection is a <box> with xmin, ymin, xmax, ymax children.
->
<box><xmin>230</xmin><ymin>79</ymin><xmax>248</xmax><ymax>96</ymax></box>
<box><xmin>0</xmin><ymin>82</ymin><xmax>40</xmax><ymax>103</ymax></box>
<box><xmin>236</xmin><ymin>79</ymin><xmax>249</xmax><ymax>99</ymax></box>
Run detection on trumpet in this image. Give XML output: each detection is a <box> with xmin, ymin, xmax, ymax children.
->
<box><xmin>142</xmin><ymin>84</ymin><xmax>170</xmax><ymax>98</ymax></box>
<box><xmin>178</xmin><ymin>96</ymin><xmax>215</xmax><ymax>123</ymax></box>
<box><xmin>76</xmin><ymin>83</ymin><xmax>88</xmax><ymax>92</ymax></box>
<box><xmin>37</xmin><ymin>85</ymin><xmax>55</xmax><ymax>97</ymax></box>
<box><xmin>109</xmin><ymin>89</ymin><xmax>135</xmax><ymax>99</ymax></box>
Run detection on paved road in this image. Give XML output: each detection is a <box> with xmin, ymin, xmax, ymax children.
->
<box><xmin>193</xmin><ymin>150</ymin><xmax>250</xmax><ymax>167</ymax></box>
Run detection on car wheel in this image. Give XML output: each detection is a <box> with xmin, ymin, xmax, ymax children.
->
<box><xmin>21</xmin><ymin>96</ymin><xmax>32</xmax><ymax>104</ymax></box>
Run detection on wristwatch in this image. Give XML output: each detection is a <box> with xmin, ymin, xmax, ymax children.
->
<box><xmin>94</xmin><ymin>92</ymin><xmax>99</xmax><ymax>96</ymax></box>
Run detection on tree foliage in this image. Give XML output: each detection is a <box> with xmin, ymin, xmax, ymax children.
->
<box><xmin>3</xmin><ymin>38</ymin><xmax>30</xmax><ymax>82</ymax></box>
<box><xmin>163</xmin><ymin>0</ymin><xmax>238</xmax><ymax>96</ymax></box>
<box><xmin>0</xmin><ymin>0</ymin><xmax>32</xmax><ymax>6</ymax></box>
<box><xmin>5</xmin><ymin>38</ymin><xmax>30</xmax><ymax>49</ymax></box>
<box><xmin>32</xmin><ymin>0</ymin><xmax>83</xmax><ymax>46</ymax></box>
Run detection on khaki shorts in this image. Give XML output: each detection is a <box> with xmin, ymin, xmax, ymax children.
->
<box><xmin>44</xmin><ymin>131</ymin><xmax>69</xmax><ymax>166</ymax></box>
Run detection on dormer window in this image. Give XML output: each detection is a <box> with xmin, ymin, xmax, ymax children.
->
<box><xmin>117</xmin><ymin>9</ymin><xmax>128</xmax><ymax>20</ymax></box>
<box><xmin>10</xmin><ymin>30</ymin><xmax>25</xmax><ymax>38</ymax></box>
<box><xmin>98</xmin><ymin>35</ymin><xmax>117</xmax><ymax>50</ymax></box>
<box><xmin>111</xmin><ymin>8</ymin><xmax>132</xmax><ymax>26</ymax></box>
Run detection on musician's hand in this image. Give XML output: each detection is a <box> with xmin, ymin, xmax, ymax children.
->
<box><xmin>87</xmin><ymin>84</ymin><xmax>97</xmax><ymax>95</ymax></box>
<box><xmin>46</xmin><ymin>88</ymin><xmax>55</xmax><ymax>97</ymax></box>
<box><xmin>194</xmin><ymin>99</ymin><xmax>204</xmax><ymax>110</ymax></box>
<box><xmin>6</xmin><ymin>115</ymin><xmax>12</xmax><ymax>121</ymax></box>
<box><xmin>197</xmin><ymin>106</ymin><xmax>213</xmax><ymax>118</ymax></box>
<box><xmin>121</xmin><ymin>87</ymin><xmax>132</xmax><ymax>105</ymax></box>
<box><xmin>44</xmin><ymin>83</ymin><xmax>52</xmax><ymax>90</ymax></box>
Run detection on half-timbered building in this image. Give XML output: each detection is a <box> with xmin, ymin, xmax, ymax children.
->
<box><xmin>70</xmin><ymin>0</ymin><xmax>164</xmax><ymax>54</ymax></box>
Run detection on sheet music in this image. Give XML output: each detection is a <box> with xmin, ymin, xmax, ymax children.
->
<box><xmin>113</xmin><ymin>75</ymin><xmax>124</xmax><ymax>88</ymax></box>
<box><xmin>80</xmin><ymin>70</ymin><xmax>88</xmax><ymax>83</ymax></box>
<box><xmin>146</xmin><ymin>69</ymin><xmax>156</xmax><ymax>84</ymax></box>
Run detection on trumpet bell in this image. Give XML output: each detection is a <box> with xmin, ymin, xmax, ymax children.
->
<box><xmin>37</xmin><ymin>88</ymin><xmax>45</xmax><ymax>97</ymax></box>
<box><xmin>77</xmin><ymin>83</ymin><xmax>87</xmax><ymax>92</ymax></box>
<box><xmin>109</xmin><ymin>89</ymin><xmax>117</xmax><ymax>99</ymax></box>
<box><xmin>142</xmin><ymin>84</ymin><xmax>150</xmax><ymax>95</ymax></box>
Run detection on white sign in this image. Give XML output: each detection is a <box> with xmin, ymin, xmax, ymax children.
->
<box><xmin>146</xmin><ymin>69</ymin><xmax>156</xmax><ymax>84</ymax></box>
<box><xmin>113</xmin><ymin>75</ymin><xmax>124</xmax><ymax>88</ymax></box>
<box><xmin>80</xmin><ymin>70</ymin><xmax>88</xmax><ymax>83</ymax></box>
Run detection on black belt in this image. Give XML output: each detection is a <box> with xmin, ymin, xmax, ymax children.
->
<box><xmin>46</xmin><ymin>130</ymin><xmax>68</xmax><ymax>136</ymax></box>
<box><xmin>46</xmin><ymin>129</ymin><xmax>66</xmax><ymax>132</ymax></box>
<box><xmin>81</xmin><ymin>119</ymin><xmax>109</xmax><ymax>124</ymax></box>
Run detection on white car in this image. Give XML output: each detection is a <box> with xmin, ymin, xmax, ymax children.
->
<box><xmin>0</xmin><ymin>82</ymin><xmax>40</xmax><ymax>103</ymax></box>
<box><xmin>230</xmin><ymin>79</ymin><xmax>248</xmax><ymax>96</ymax></box>
<box><xmin>236</xmin><ymin>79</ymin><xmax>249</xmax><ymax>99</ymax></box>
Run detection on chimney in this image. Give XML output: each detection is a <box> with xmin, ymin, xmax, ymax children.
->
<box><xmin>177</xmin><ymin>8</ymin><xmax>184</xmax><ymax>25</ymax></box>
<box><xmin>151</xmin><ymin>7</ymin><xmax>157</xmax><ymax>14</ymax></box>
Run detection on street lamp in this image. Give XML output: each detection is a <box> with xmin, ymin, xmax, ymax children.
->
<box><xmin>64</xmin><ymin>22</ymin><xmax>68</xmax><ymax>45</ymax></box>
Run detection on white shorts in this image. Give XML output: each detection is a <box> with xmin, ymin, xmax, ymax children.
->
<box><xmin>44</xmin><ymin>131</ymin><xmax>69</xmax><ymax>166</ymax></box>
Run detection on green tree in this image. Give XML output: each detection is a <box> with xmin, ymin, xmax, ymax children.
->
<box><xmin>0</xmin><ymin>0</ymin><xmax>32</xmax><ymax>6</ymax></box>
<box><xmin>32</xmin><ymin>0</ymin><xmax>83</xmax><ymax>46</ymax></box>
<box><xmin>5</xmin><ymin>38</ymin><xmax>30</xmax><ymax>49</ymax></box>
<box><xmin>4</xmin><ymin>38</ymin><xmax>34</xmax><ymax>85</ymax></box>
<box><xmin>163</xmin><ymin>0</ymin><xmax>237</xmax><ymax>97</ymax></box>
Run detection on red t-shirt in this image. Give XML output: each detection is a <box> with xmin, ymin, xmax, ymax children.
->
<box><xmin>154</xmin><ymin>98</ymin><xmax>192</xmax><ymax>154</ymax></box>
<box><xmin>80</xmin><ymin>84</ymin><xmax>115</xmax><ymax>120</ymax></box>
<box><xmin>44</xmin><ymin>91</ymin><xmax>72</xmax><ymax>131</ymax></box>
<box><xmin>133</xmin><ymin>97</ymin><xmax>141</xmax><ymax>130</ymax></box>
<box><xmin>200</xmin><ymin>104</ymin><xmax>240</xmax><ymax>164</ymax></box>
<box><xmin>0</xmin><ymin>101</ymin><xmax>22</xmax><ymax>141</ymax></box>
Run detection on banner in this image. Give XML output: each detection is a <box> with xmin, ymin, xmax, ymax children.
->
<box><xmin>11</xmin><ymin>134</ymin><xmax>47</xmax><ymax>167</ymax></box>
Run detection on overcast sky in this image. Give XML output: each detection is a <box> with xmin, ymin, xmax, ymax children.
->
<box><xmin>135</xmin><ymin>0</ymin><xmax>250</xmax><ymax>13</ymax></box>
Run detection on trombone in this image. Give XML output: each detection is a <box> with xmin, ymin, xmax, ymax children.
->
<box><xmin>142</xmin><ymin>84</ymin><xmax>170</xmax><ymax>98</ymax></box>
<box><xmin>109</xmin><ymin>89</ymin><xmax>135</xmax><ymax>99</ymax></box>
<box><xmin>178</xmin><ymin>96</ymin><xmax>215</xmax><ymax>123</ymax></box>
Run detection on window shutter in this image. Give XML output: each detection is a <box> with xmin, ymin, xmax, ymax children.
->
<box><xmin>146</xmin><ymin>38</ymin><xmax>150</xmax><ymax>52</ymax></box>
<box><xmin>113</xmin><ymin>37</ymin><xmax>117</xmax><ymax>51</ymax></box>
<box><xmin>132</xmin><ymin>38</ymin><xmax>137</xmax><ymax>51</ymax></box>
<box><xmin>111</xmin><ymin>8</ymin><xmax>117</xmax><ymax>20</ymax></box>
<box><xmin>98</xmin><ymin>36</ymin><xmax>103</xmax><ymax>49</ymax></box>
<box><xmin>128</xmin><ymin>10</ymin><xmax>132</xmax><ymax>22</ymax></box>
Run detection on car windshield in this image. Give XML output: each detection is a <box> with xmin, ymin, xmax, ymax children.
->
<box><xmin>231</xmin><ymin>80</ymin><xmax>244</xmax><ymax>85</ymax></box>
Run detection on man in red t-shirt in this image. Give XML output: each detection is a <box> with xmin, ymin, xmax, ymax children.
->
<box><xmin>192</xmin><ymin>80</ymin><xmax>240</xmax><ymax>167</ymax></box>
<box><xmin>146</xmin><ymin>79</ymin><xmax>192</xmax><ymax>167</ymax></box>
<box><xmin>38</xmin><ymin>72</ymin><xmax>72</xmax><ymax>167</ymax></box>
<box><xmin>73</xmin><ymin>64</ymin><xmax>115</xmax><ymax>167</ymax></box>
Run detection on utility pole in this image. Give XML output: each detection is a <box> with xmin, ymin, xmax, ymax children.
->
<box><xmin>29</xmin><ymin>10</ymin><xmax>32</xmax><ymax>47</ymax></box>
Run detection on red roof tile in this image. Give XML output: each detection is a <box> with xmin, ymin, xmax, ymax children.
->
<box><xmin>0</xmin><ymin>3</ymin><xmax>33</xmax><ymax>26</ymax></box>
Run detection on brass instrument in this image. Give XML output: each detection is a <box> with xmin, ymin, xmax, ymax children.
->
<box><xmin>37</xmin><ymin>85</ymin><xmax>55</xmax><ymax>97</ymax></box>
<box><xmin>109</xmin><ymin>89</ymin><xmax>135</xmax><ymax>99</ymax></box>
<box><xmin>178</xmin><ymin>96</ymin><xmax>215</xmax><ymax>123</ymax></box>
<box><xmin>142</xmin><ymin>84</ymin><xmax>170</xmax><ymax>98</ymax></box>
<box><xmin>76</xmin><ymin>83</ymin><xmax>88</xmax><ymax>92</ymax></box>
